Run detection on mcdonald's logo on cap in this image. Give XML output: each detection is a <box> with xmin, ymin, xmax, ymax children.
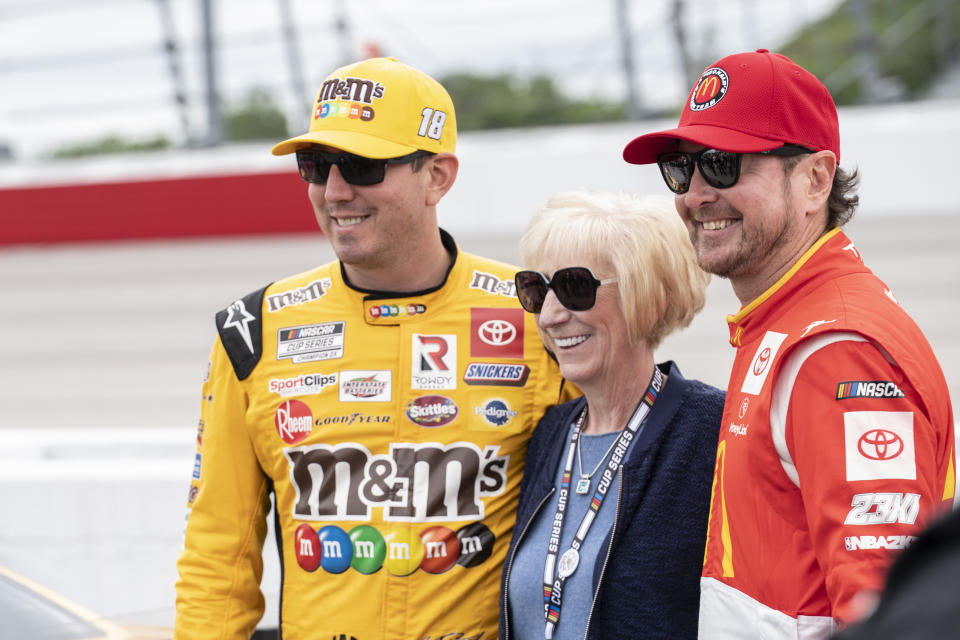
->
<box><xmin>690</xmin><ymin>67</ymin><xmax>729</xmax><ymax>111</ymax></box>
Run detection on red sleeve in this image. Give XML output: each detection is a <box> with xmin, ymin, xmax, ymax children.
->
<box><xmin>784</xmin><ymin>338</ymin><xmax>950</xmax><ymax>625</ymax></box>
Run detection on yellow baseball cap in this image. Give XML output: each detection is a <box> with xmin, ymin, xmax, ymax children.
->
<box><xmin>271</xmin><ymin>57</ymin><xmax>457</xmax><ymax>158</ymax></box>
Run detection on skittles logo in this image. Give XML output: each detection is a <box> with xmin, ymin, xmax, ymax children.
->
<box><xmin>294</xmin><ymin>522</ymin><xmax>494</xmax><ymax>576</ymax></box>
<box><xmin>690</xmin><ymin>67</ymin><xmax>729</xmax><ymax>111</ymax></box>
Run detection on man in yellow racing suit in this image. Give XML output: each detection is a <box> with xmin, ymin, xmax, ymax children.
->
<box><xmin>174</xmin><ymin>57</ymin><xmax>571</xmax><ymax>640</ymax></box>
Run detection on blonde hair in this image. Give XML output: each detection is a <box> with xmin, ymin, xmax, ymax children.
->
<box><xmin>519</xmin><ymin>191</ymin><xmax>709</xmax><ymax>348</ymax></box>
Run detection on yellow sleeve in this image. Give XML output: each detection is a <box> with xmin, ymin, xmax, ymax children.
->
<box><xmin>174</xmin><ymin>338</ymin><xmax>272</xmax><ymax>639</ymax></box>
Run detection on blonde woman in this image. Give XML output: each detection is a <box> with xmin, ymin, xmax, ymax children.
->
<box><xmin>500</xmin><ymin>191</ymin><xmax>723</xmax><ymax>640</ymax></box>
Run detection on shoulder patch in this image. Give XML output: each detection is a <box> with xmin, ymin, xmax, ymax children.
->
<box><xmin>215</xmin><ymin>284</ymin><xmax>270</xmax><ymax>380</ymax></box>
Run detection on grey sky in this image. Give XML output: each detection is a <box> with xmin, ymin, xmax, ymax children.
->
<box><xmin>0</xmin><ymin>0</ymin><xmax>841</xmax><ymax>158</ymax></box>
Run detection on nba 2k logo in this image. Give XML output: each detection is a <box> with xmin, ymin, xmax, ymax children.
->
<box><xmin>690</xmin><ymin>67</ymin><xmax>729</xmax><ymax>111</ymax></box>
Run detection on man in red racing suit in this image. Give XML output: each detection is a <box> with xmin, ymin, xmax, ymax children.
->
<box><xmin>622</xmin><ymin>49</ymin><xmax>955</xmax><ymax>638</ymax></box>
<box><xmin>698</xmin><ymin>229</ymin><xmax>954</xmax><ymax>636</ymax></box>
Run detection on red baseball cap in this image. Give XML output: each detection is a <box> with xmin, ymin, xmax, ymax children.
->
<box><xmin>623</xmin><ymin>49</ymin><xmax>840</xmax><ymax>164</ymax></box>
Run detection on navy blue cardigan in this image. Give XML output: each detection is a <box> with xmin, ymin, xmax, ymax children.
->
<box><xmin>500</xmin><ymin>361</ymin><xmax>724</xmax><ymax>640</ymax></box>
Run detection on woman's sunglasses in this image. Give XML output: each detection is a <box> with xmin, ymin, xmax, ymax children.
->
<box><xmin>656</xmin><ymin>144</ymin><xmax>812</xmax><ymax>194</ymax></box>
<box><xmin>295</xmin><ymin>149</ymin><xmax>433</xmax><ymax>186</ymax></box>
<box><xmin>514</xmin><ymin>266</ymin><xmax>617</xmax><ymax>313</ymax></box>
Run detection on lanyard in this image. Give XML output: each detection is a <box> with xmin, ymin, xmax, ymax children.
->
<box><xmin>541</xmin><ymin>366</ymin><xmax>664</xmax><ymax>639</ymax></box>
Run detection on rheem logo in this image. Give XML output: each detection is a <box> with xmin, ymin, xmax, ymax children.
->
<box><xmin>275</xmin><ymin>399</ymin><xmax>313</xmax><ymax>444</ymax></box>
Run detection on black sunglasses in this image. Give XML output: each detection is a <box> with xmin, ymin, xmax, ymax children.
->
<box><xmin>514</xmin><ymin>266</ymin><xmax>618</xmax><ymax>313</ymax></box>
<box><xmin>295</xmin><ymin>149</ymin><xmax>433</xmax><ymax>186</ymax></box>
<box><xmin>657</xmin><ymin>144</ymin><xmax>813</xmax><ymax>194</ymax></box>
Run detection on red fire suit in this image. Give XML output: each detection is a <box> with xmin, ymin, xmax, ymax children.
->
<box><xmin>700</xmin><ymin>228</ymin><xmax>956</xmax><ymax>638</ymax></box>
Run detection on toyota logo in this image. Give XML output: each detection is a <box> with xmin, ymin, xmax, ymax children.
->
<box><xmin>857</xmin><ymin>429</ymin><xmax>904</xmax><ymax>460</ymax></box>
<box><xmin>479</xmin><ymin>319</ymin><xmax>517</xmax><ymax>346</ymax></box>
<box><xmin>753</xmin><ymin>347</ymin><xmax>771</xmax><ymax>376</ymax></box>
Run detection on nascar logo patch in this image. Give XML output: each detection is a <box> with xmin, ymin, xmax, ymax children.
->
<box><xmin>836</xmin><ymin>380</ymin><xmax>905</xmax><ymax>400</ymax></box>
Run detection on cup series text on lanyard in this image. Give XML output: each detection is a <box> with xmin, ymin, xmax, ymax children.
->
<box><xmin>541</xmin><ymin>366</ymin><xmax>664</xmax><ymax>639</ymax></box>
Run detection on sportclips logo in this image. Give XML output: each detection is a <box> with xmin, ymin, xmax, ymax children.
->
<box><xmin>293</xmin><ymin>521</ymin><xmax>494</xmax><ymax>576</ymax></box>
<box><xmin>283</xmin><ymin>441</ymin><xmax>508</xmax><ymax>522</ymax></box>
<box><xmin>315</xmin><ymin>76</ymin><xmax>384</xmax><ymax>121</ymax></box>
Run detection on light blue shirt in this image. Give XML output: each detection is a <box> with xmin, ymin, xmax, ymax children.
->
<box><xmin>507</xmin><ymin>427</ymin><xmax>621</xmax><ymax>640</ymax></box>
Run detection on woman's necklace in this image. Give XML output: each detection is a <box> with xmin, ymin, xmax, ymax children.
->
<box><xmin>574</xmin><ymin>407</ymin><xmax>621</xmax><ymax>495</ymax></box>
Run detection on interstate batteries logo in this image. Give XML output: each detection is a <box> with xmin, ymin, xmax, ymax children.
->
<box><xmin>339</xmin><ymin>370</ymin><xmax>391</xmax><ymax>402</ymax></box>
<box><xmin>294</xmin><ymin>522</ymin><xmax>494</xmax><ymax>576</ymax></box>
<box><xmin>406</xmin><ymin>395</ymin><xmax>459</xmax><ymax>427</ymax></box>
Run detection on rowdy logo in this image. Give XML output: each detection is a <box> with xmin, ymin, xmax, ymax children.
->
<box><xmin>412</xmin><ymin>334</ymin><xmax>456</xmax><ymax>389</ymax></box>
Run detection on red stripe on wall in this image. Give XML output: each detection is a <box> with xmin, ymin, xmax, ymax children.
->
<box><xmin>0</xmin><ymin>170</ymin><xmax>320</xmax><ymax>245</ymax></box>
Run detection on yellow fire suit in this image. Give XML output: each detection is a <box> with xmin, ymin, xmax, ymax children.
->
<box><xmin>175</xmin><ymin>231</ymin><xmax>572</xmax><ymax>639</ymax></box>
